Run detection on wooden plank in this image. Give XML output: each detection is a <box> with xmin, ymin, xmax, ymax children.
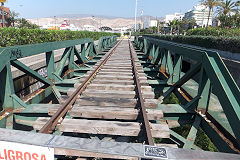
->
<box><xmin>33</xmin><ymin>118</ymin><xmax>170</xmax><ymax>138</ymax></box>
<box><xmin>142</xmin><ymin>92</ymin><xmax>155</xmax><ymax>99</ymax></box>
<box><xmin>75</xmin><ymin>97</ymin><xmax>158</xmax><ymax>109</ymax></box>
<box><xmin>48</xmin><ymin>105</ymin><xmax>163</xmax><ymax>120</ymax></box>
<box><xmin>69</xmin><ymin>86</ymin><xmax>137</xmax><ymax>96</ymax></box>
<box><xmin>100</xmin><ymin>68</ymin><xmax>144</xmax><ymax>73</ymax></box>
<box><xmin>155</xmin><ymin>143</ymin><xmax>178</xmax><ymax>148</ymax></box>
<box><xmin>76</xmin><ymin>96</ymin><xmax>137</xmax><ymax>107</ymax></box>
<box><xmin>94</xmin><ymin>75</ymin><xmax>133</xmax><ymax>81</ymax></box>
<box><xmin>102</xmin><ymin>66</ymin><xmax>132</xmax><ymax>70</ymax></box>
<box><xmin>87</xmin><ymin>84</ymin><xmax>135</xmax><ymax>91</ymax></box>
<box><xmin>144</xmin><ymin>99</ymin><xmax>159</xmax><ymax>109</ymax></box>
<box><xmin>97</xmin><ymin>72</ymin><xmax>133</xmax><ymax>76</ymax></box>
<box><xmin>100</xmin><ymin>68</ymin><xmax>133</xmax><ymax>72</ymax></box>
<box><xmin>58</xmin><ymin>149</ymin><xmax>138</xmax><ymax>160</ymax></box>
<box><xmin>141</xmin><ymin>86</ymin><xmax>153</xmax><ymax>92</ymax></box>
<box><xmin>82</xmin><ymin>89</ymin><xmax>136</xmax><ymax>99</ymax></box>
<box><xmin>106</xmin><ymin>62</ymin><xmax>132</xmax><ymax>64</ymax></box>
<box><xmin>139</xmin><ymin>79</ymin><xmax>149</xmax><ymax>86</ymax></box>
<box><xmin>79</xmin><ymin>79</ymin><xmax>134</xmax><ymax>85</ymax></box>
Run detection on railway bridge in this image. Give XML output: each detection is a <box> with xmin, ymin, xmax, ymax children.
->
<box><xmin>0</xmin><ymin>35</ymin><xmax>239</xmax><ymax>159</ymax></box>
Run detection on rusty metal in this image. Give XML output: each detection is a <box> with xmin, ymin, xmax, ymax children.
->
<box><xmin>39</xmin><ymin>39</ymin><xmax>123</xmax><ymax>134</ymax></box>
<box><xmin>205</xmin><ymin>112</ymin><xmax>240</xmax><ymax>153</ymax></box>
<box><xmin>128</xmin><ymin>39</ymin><xmax>154</xmax><ymax>146</ymax></box>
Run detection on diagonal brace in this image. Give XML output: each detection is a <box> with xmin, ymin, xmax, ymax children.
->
<box><xmin>11</xmin><ymin>60</ymin><xmax>52</xmax><ymax>85</ymax></box>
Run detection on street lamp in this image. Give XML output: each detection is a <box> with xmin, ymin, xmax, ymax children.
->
<box><xmin>54</xmin><ymin>16</ymin><xmax>57</xmax><ymax>28</ymax></box>
<box><xmin>0</xmin><ymin>0</ymin><xmax>6</xmax><ymax>27</ymax></box>
<box><xmin>134</xmin><ymin>0</ymin><xmax>138</xmax><ymax>32</ymax></box>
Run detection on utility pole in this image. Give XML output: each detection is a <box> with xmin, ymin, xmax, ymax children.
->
<box><xmin>134</xmin><ymin>0</ymin><xmax>138</xmax><ymax>32</ymax></box>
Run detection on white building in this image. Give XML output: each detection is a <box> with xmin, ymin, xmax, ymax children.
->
<box><xmin>149</xmin><ymin>20</ymin><xmax>158</xmax><ymax>27</ymax></box>
<box><xmin>143</xmin><ymin>19</ymin><xmax>158</xmax><ymax>29</ymax></box>
<box><xmin>112</xmin><ymin>27</ymin><xmax>130</xmax><ymax>36</ymax></box>
<box><xmin>184</xmin><ymin>4</ymin><xmax>212</xmax><ymax>27</ymax></box>
<box><xmin>83</xmin><ymin>25</ymin><xmax>97</xmax><ymax>32</ymax></box>
<box><xmin>165</xmin><ymin>13</ymin><xmax>184</xmax><ymax>23</ymax></box>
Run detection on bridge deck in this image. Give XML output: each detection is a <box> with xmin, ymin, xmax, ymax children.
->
<box><xmin>0</xmin><ymin>36</ymin><xmax>240</xmax><ymax>159</ymax></box>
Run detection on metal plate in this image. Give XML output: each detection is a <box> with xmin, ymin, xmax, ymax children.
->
<box><xmin>144</xmin><ymin>145</ymin><xmax>168</xmax><ymax>159</ymax></box>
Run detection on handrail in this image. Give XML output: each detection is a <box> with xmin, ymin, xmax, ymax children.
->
<box><xmin>134</xmin><ymin>35</ymin><xmax>240</xmax><ymax>152</ymax></box>
<box><xmin>0</xmin><ymin>35</ymin><xmax>117</xmax><ymax>112</ymax></box>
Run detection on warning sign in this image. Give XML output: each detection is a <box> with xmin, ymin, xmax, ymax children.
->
<box><xmin>0</xmin><ymin>141</ymin><xmax>54</xmax><ymax>160</ymax></box>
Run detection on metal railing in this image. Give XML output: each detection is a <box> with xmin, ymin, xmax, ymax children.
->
<box><xmin>0</xmin><ymin>36</ymin><xmax>117</xmax><ymax>124</ymax></box>
<box><xmin>134</xmin><ymin>35</ymin><xmax>240</xmax><ymax>153</ymax></box>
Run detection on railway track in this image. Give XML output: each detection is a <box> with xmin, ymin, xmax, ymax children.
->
<box><xmin>34</xmin><ymin>39</ymin><xmax>170</xmax><ymax>159</ymax></box>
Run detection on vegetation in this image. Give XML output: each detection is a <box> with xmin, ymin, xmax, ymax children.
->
<box><xmin>155</xmin><ymin>92</ymin><xmax>218</xmax><ymax>151</ymax></box>
<box><xmin>17</xmin><ymin>18</ymin><xmax>40</xmax><ymax>29</ymax></box>
<box><xmin>146</xmin><ymin>34</ymin><xmax>240</xmax><ymax>53</ymax></box>
<box><xmin>167</xmin><ymin>18</ymin><xmax>197</xmax><ymax>35</ymax></box>
<box><xmin>187</xmin><ymin>27</ymin><xmax>240</xmax><ymax>36</ymax></box>
<box><xmin>201</xmin><ymin>0</ymin><xmax>220</xmax><ymax>26</ymax></box>
<box><xmin>217</xmin><ymin>0</ymin><xmax>237</xmax><ymax>15</ymax></box>
<box><xmin>162</xmin><ymin>93</ymin><xmax>180</xmax><ymax>104</ymax></box>
<box><xmin>0</xmin><ymin>28</ymin><xmax>120</xmax><ymax>47</ymax></box>
<box><xmin>6</xmin><ymin>10</ymin><xmax>19</xmax><ymax>27</ymax></box>
<box><xmin>135</xmin><ymin>0</ymin><xmax>240</xmax><ymax>36</ymax></box>
<box><xmin>216</xmin><ymin>0</ymin><xmax>240</xmax><ymax>28</ymax></box>
<box><xmin>173</xmin><ymin>125</ymin><xmax>218</xmax><ymax>152</ymax></box>
<box><xmin>135</xmin><ymin>18</ymin><xmax>197</xmax><ymax>35</ymax></box>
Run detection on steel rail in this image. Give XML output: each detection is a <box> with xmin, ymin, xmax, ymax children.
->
<box><xmin>39</xmin><ymin>39</ymin><xmax>123</xmax><ymax>134</ymax></box>
<box><xmin>128</xmin><ymin>39</ymin><xmax>154</xmax><ymax>145</ymax></box>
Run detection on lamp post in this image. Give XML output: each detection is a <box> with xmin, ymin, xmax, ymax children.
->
<box><xmin>54</xmin><ymin>16</ymin><xmax>57</xmax><ymax>29</ymax></box>
<box><xmin>134</xmin><ymin>0</ymin><xmax>138</xmax><ymax>32</ymax></box>
<box><xmin>0</xmin><ymin>0</ymin><xmax>6</xmax><ymax>27</ymax></box>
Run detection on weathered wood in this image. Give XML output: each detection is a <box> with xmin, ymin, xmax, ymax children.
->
<box><xmin>94</xmin><ymin>75</ymin><xmax>133</xmax><ymax>81</ymax></box>
<box><xmin>57</xmin><ymin>149</ymin><xmax>138</xmax><ymax>160</ymax></box>
<box><xmin>104</xmin><ymin>62</ymin><xmax>132</xmax><ymax>65</ymax></box>
<box><xmin>33</xmin><ymin>118</ymin><xmax>170</xmax><ymax>138</ymax></box>
<box><xmin>141</xmin><ymin>86</ymin><xmax>153</xmax><ymax>92</ymax></box>
<box><xmin>139</xmin><ymin>79</ymin><xmax>149</xmax><ymax>86</ymax></box>
<box><xmin>75</xmin><ymin>97</ymin><xmax>158</xmax><ymax>109</ymax></box>
<box><xmin>99</xmin><ymin>68</ymin><xmax>132</xmax><ymax>71</ymax></box>
<box><xmin>87</xmin><ymin>84</ymin><xmax>135</xmax><ymax>91</ymax></box>
<box><xmin>97</xmin><ymin>72</ymin><xmax>133</xmax><ymax>76</ymax></box>
<box><xmin>100</xmin><ymin>68</ymin><xmax>144</xmax><ymax>73</ymax></box>
<box><xmin>69</xmin><ymin>85</ymin><xmax>136</xmax><ymax>96</ymax></box>
<box><xmin>154</xmin><ymin>143</ymin><xmax>178</xmax><ymax>148</ymax></box>
<box><xmin>102</xmin><ymin>66</ymin><xmax>132</xmax><ymax>70</ymax></box>
<box><xmin>144</xmin><ymin>99</ymin><xmax>159</xmax><ymax>109</ymax></box>
<box><xmin>142</xmin><ymin>92</ymin><xmax>155</xmax><ymax>99</ymax></box>
<box><xmin>48</xmin><ymin>105</ymin><xmax>163</xmax><ymax>120</ymax></box>
<box><xmin>82</xmin><ymin>89</ymin><xmax>136</xmax><ymax>99</ymax></box>
<box><xmin>78</xmin><ymin>79</ymin><xmax>134</xmax><ymax>85</ymax></box>
<box><xmin>76</xmin><ymin>96</ymin><xmax>137</xmax><ymax>107</ymax></box>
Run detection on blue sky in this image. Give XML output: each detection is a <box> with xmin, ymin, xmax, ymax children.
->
<box><xmin>3</xmin><ymin>0</ymin><xmax>214</xmax><ymax>18</ymax></box>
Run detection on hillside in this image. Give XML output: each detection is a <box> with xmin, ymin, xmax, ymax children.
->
<box><xmin>28</xmin><ymin>16</ymin><xmax>142</xmax><ymax>29</ymax></box>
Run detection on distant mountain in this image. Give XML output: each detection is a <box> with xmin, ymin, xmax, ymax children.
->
<box><xmin>55</xmin><ymin>14</ymin><xmax>131</xmax><ymax>19</ymax></box>
<box><xmin>28</xmin><ymin>16</ymin><xmax>140</xmax><ymax>29</ymax></box>
<box><xmin>28</xmin><ymin>14</ymin><xmax>165</xmax><ymax>29</ymax></box>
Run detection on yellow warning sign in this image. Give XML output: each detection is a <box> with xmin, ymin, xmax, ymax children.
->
<box><xmin>0</xmin><ymin>0</ymin><xmax>6</xmax><ymax>3</ymax></box>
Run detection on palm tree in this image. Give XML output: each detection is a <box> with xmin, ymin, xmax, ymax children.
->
<box><xmin>7</xmin><ymin>11</ymin><xmax>19</xmax><ymax>27</ymax></box>
<box><xmin>201</xmin><ymin>0</ymin><xmax>220</xmax><ymax>27</ymax></box>
<box><xmin>217</xmin><ymin>0</ymin><xmax>237</xmax><ymax>15</ymax></box>
<box><xmin>236</xmin><ymin>1</ymin><xmax>240</xmax><ymax>12</ymax></box>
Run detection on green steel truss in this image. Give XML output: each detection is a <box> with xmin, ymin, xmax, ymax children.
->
<box><xmin>0</xmin><ymin>36</ymin><xmax>117</xmax><ymax>129</ymax></box>
<box><xmin>134</xmin><ymin>36</ymin><xmax>240</xmax><ymax>153</ymax></box>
